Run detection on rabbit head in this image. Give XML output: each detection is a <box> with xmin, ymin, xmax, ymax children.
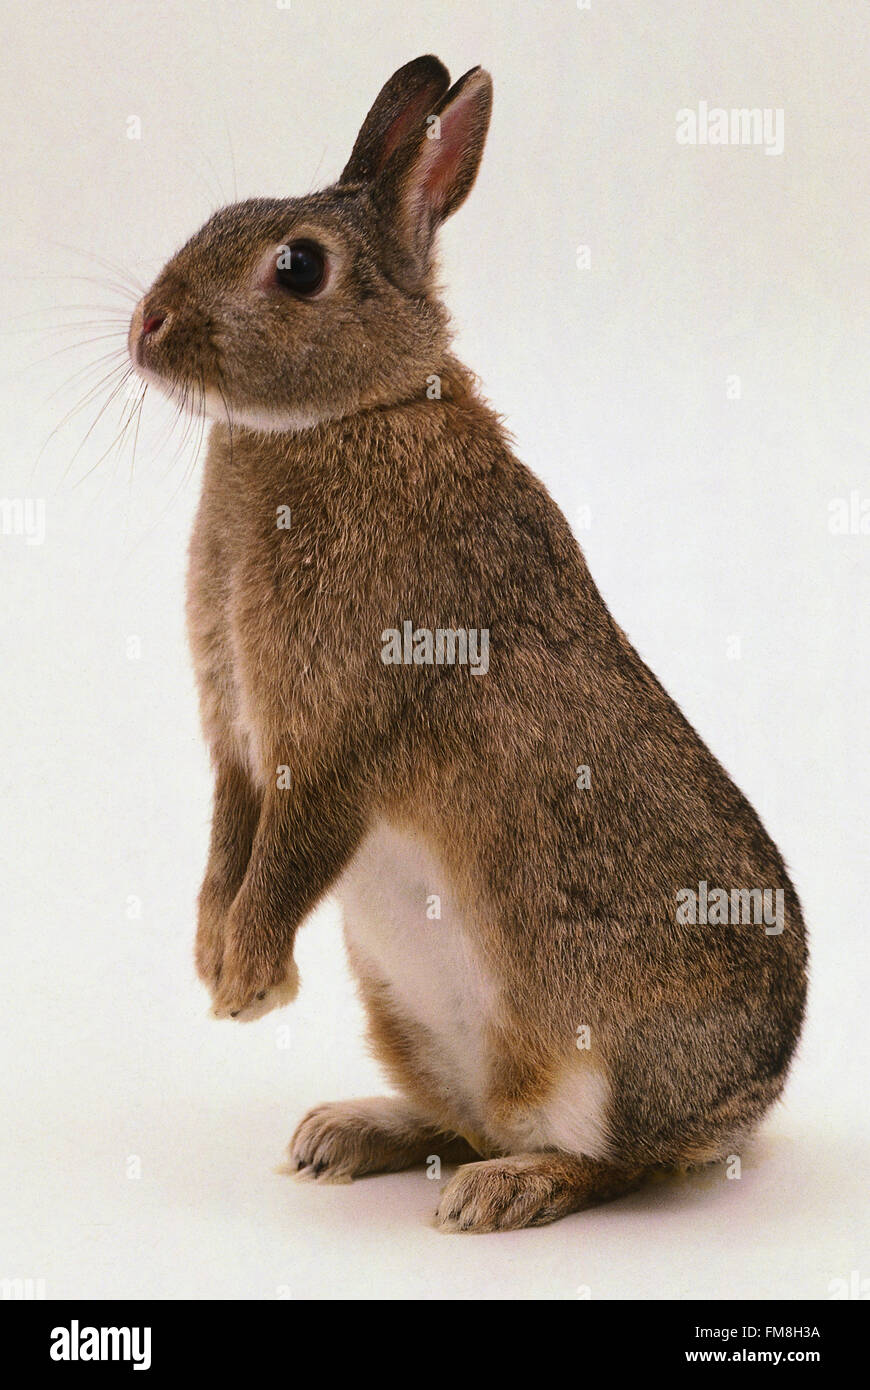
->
<box><xmin>128</xmin><ymin>56</ymin><xmax>493</xmax><ymax>432</ymax></box>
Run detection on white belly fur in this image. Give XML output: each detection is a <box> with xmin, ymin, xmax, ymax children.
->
<box><xmin>336</xmin><ymin>820</ymin><xmax>494</xmax><ymax>1135</ymax></box>
<box><xmin>334</xmin><ymin>819</ymin><xmax>612</xmax><ymax>1159</ymax></box>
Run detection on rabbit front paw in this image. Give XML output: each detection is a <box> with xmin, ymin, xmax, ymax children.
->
<box><xmin>209</xmin><ymin>912</ymin><xmax>300</xmax><ymax>1021</ymax></box>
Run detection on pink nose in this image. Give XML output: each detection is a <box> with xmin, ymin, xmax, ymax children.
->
<box><xmin>142</xmin><ymin>312</ymin><xmax>165</xmax><ymax>336</ymax></box>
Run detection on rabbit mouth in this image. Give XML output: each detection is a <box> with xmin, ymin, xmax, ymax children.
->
<box><xmin>130</xmin><ymin>350</ymin><xmax>192</xmax><ymax>411</ymax></box>
<box><xmin>133</xmin><ymin>348</ymin><xmax>331</xmax><ymax>435</ymax></box>
<box><xmin>129</xmin><ymin>297</ymin><xmax>217</xmax><ymax>398</ymax></box>
<box><xmin>129</xmin><ymin>298</ymin><xmax>336</xmax><ymax>435</ymax></box>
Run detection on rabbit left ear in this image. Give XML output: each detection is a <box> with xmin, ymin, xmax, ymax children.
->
<box><xmin>339</xmin><ymin>55</ymin><xmax>451</xmax><ymax>186</ymax></box>
<box><xmin>372</xmin><ymin>66</ymin><xmax>493</xmax><ymax>281</ymax></box>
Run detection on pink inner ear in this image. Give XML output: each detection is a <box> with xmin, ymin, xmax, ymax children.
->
<box><xmin>419</xmin><ymin>99</ymin><xmax>472</xmax><ymax>217</ymax></box>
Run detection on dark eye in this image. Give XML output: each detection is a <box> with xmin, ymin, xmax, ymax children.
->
<box><xmin>275</xmin><ymin>241</ymin><xmax>325</xmax><ymax>295</ymax></box>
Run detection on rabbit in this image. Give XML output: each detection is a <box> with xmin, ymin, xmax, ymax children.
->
<box><xmin>128</xmin><ymin>55</ymin><xmax>807</xmax><ymax>1233</ymax></box>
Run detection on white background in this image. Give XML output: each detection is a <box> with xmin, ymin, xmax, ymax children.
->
<box><xmin>1</xmin><ymin>0</ymin><xmax>867</xmax><ymax>1299</ymax></box>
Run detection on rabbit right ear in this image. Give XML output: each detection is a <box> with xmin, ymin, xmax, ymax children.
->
<box><xmin>339</xmin><ymin>55</ymin><xmax>451</xmax><ymax>186</ymax></box>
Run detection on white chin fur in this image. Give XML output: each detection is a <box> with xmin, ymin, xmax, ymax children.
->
<box><xmin>133</xmin><ymin>364</ymin><xmax>331</xmax><ymax>435</ymax></box>
<box><xmin>200</xmin><ymin>390</ymin><xmax>331</xmax><ymax>435</ymax></box>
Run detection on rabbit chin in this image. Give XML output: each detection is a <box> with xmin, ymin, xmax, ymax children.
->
<box><xmin>200</xmin><ymin>388</ymin><xmax>334</xmax><ymax>435</ymax></box>
<box><xmin>135</xmin><ymin>362</ymin><xmax>333</xmax><ymax>436</ymax></box>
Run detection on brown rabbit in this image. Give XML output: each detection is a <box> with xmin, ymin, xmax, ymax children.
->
<box><xmin>129</xmin><ymin>56</ymin><xmax>807</xmax><ymax>1232</ymax></box>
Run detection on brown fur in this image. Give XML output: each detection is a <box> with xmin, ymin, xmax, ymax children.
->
<box><xmin>129</xmin><ymin>56</ymin><xmax>807</xmax><ymax>1231</ymax></box>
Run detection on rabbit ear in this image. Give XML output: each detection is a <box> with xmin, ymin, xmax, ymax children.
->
<box><xmin>339</xmin><ymin>55</ymin><xmax>451</xmax><ymax>186</ymax></box>
<box><xmin>373</xmin><ymin>66</ymin><xmax>493</xmax><ymax>281</ymax></box>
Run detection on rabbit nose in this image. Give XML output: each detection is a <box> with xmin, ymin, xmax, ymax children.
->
<box><xmin>142</xmin><ymin>312</ymin><xmax>166</xmax><ymax>336</ymax></box>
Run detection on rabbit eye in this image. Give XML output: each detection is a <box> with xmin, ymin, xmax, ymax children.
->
<box><xmin>275</xmin><ymin>241</ymin><xmax>326</xmax><ymax>295</ymax></box>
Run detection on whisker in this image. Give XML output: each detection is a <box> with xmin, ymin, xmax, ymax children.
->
<box><xmin>41</xmin><ymin>347</ymin><xmax>130</xmax><ymax>408</ymax></box>
<box><xmin>120</xmin><ymin>381</ymin><xmax>149</xmax><ymax>546</ymax></box>
<box><xmin>215</xmin><ymin>369</ymin><xmax>235</xmax><ymax>469</ymax></box>
<box><xmin>33</xmin><ymin>356</ymin><xmax>131</xmax><ymax>486</ymax></box>
<box><xmin>6</xmin><ymin>272</ymin><xmax>140</xmax><ymax>303</ymax></box>
<box><xmin>306</xmin><ymin>141</ymin><xmax>330</xmax><ymax>194</ymax></box>
<box><xmin>127</xmin><ymin>380</ymin><xmax>147</xmax><ymax>485</ymax></box>
<box><xmin>72</xmin><ymin>372</ymin><xmax>147</xmax><ymax>489</ymax></box>
<box><xmin>44</xmin><ymin>239</ymin><xmax>147</xmax><ymax>297</ymax></box>
<box><xmin>30</xmin><ymin>360</ymin><xmax>131</xmax><ymax>486</ymax></box>
<box><xmin>16</xmin><ymin>331</ymin><xmax>128</xmax><ymax>374</ymax></box>
<box><xmin>66</xmin><ymin>367</ymin><xmax>140</xmax><ymax>488</ymax></box>
<box><xmin>2</xmin><ymin>313</ymin><xmax>131</xmax><ymax>334</ymax></box>
<box><xmin>119</xmin><ymin>377</ymin><xmax>211</xmax><ymax>566</ymax></box>
<box><xmin>176</xmin><ymin>148</ymin><xmax>226</xmax><ymax>213</ymax></box>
